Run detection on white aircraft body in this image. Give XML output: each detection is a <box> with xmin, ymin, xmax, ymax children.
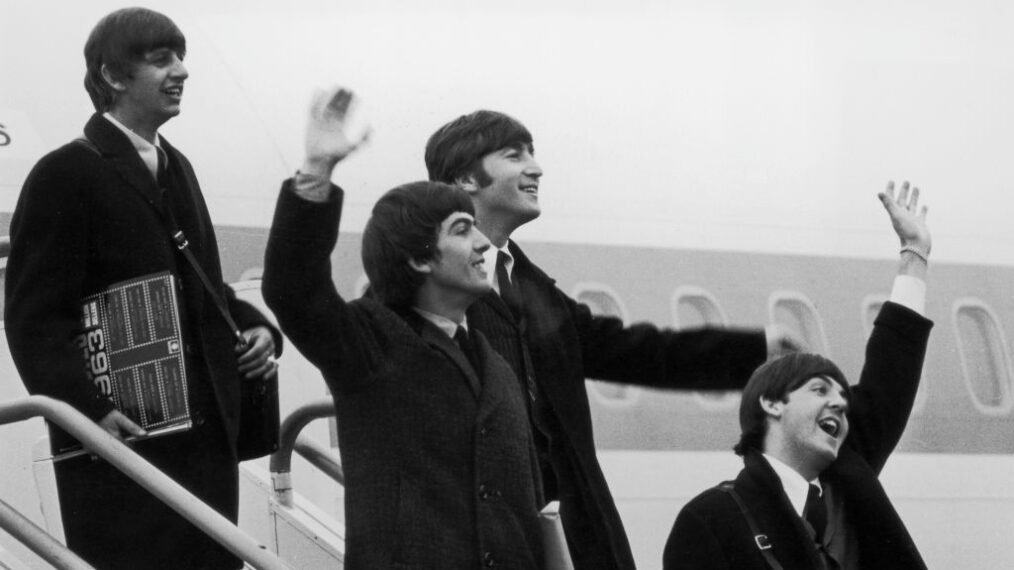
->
<box><xmin>3</xmin><ymin>1</ymin><xmax>1014</xmax><ymax>567</ymax></box>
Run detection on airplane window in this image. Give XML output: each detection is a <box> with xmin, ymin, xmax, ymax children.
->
<box><xmin>769</xmin><ymin>291</ymin><xmax>830</xmax><ymax>357</ymax></box>
<box><xmin>672</xmin><ymin>286</ymin><xmax>738</xmax><ymax>411</ymax></box>
<box><xmin>573</xmin><ymin>283</ymin><xmax>637</xmax><ymax>405</ymax></box>
<box><xmin>863</xmin><ymin>294</ymin><xmax>928</xmax><ymax>414</ymax></box>
<box><xmin>954</xmin><ymin>300</ymin><xmax>1013</xmax><ymax>414</ymax></box>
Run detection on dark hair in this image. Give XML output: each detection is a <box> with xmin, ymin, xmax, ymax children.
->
<box><xmin>734</xmin><ymin>353</ymin><xmax>850</xmax><ymax>456</ymax></box>
<box><xmin>424</xmin><ymin>110</ymin><xmax>533</xmax><ymax>184</ymax></box>
<box><xmin>83</xmin><ymin>7</ymin><xmax>187</xmax><ymax>111</ymax></box>
<box><xmin>362</xmin><ymin>181</ymin><xmax>475</xmax><ymax>307</ymax></box>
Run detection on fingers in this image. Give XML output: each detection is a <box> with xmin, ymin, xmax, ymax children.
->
<box><xmin>241</xmin><ymin>358</ymin><xmax>279</xmax><ymax>380</ymax></box>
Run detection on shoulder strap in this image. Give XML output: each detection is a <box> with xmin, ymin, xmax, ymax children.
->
<box><xmin>716</xmin><ymin>481</ymin><xmax>785</xmax><ymax>570</ymax></box>
<box><xmin>75</xmin><ymin>133</ymin><xmax>247</xmax><ymax>349</ymax></box>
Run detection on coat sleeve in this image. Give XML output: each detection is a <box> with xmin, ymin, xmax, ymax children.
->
<box><xmin>4</xmin><ymin>147</ymin><xmax>116</xmax><ymax>421</ymax></box>
<box><xmin>565</xmin><ymin>290</ymin><xmax>768</xmax><ymax>391</ymax></box>
<box><xmin>663</xmin><ymin>504</ymin><xmax>733</xmax><ymax>570</ymax></box>
<box><xmin>261</xmin><ymin>181</ymin><xmax>371</xmax><ymax>387</ymax></box>
<box><xmin>844</xmin><ymin>301</ymin><xmax>933</xmax><ymax>473</ymax></box>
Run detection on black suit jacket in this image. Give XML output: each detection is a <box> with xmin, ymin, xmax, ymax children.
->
<box><xmin>4</xmin><ymin>114</ymin><xmax>278</xmax><ymax>569</ymax></box>
<box><xmin>263</xmin><ymin>184</ymin><xmax>544</xmax><ymax>569</ymax></box>
<box><xmin>467</xmin><ymin>242</ymin><xmax>769</xmax><ymax>570</ymax></box>
<box><xmin>664</xmin><ymin>301</ymin><xmax>933</xmax><ymax>570</ymax></box>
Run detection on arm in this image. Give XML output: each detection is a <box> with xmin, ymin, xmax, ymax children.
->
<box><xmin>261</xmin><ymin>87</ymin><xmax>370</xmax><ymax>384</ymax></box>
<box><xmin>4</xmin><ymin>151</ymin><xmax>121</xmax><ymax>426</ymax></box>
<box><xmin>663</xmin><ymin>504</ymin><xmax>733</xmax><ymax>570</ymax></box>
<box><xmin>570</xmin><ymin>295</ymin><xmax>769</xmax><ymax>391</ymax></box>
<box><xmin>846</xmin><ymin>181</ymin><xmax>933</xmax><ymax>471</ymax></box>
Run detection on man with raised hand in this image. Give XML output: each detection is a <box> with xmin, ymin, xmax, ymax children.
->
<box><xmin>425</xmin><ymin>110</ymin><xmax>805</xmax><ymax>568</ymax></box>
<box><xmin>263</xmin><ymin>89</ymin><xmax>545</xmax><ymax>569</ymax></box>
<box><xmin>663</xmin><ymin>182</ymin><xmax>932</xmax><ymax>570</ymax></box>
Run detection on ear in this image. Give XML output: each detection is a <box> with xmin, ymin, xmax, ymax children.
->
<box><xmin>407</xmin><ymin>257</ymin><xmax>433</xmax><ymax>275</ymax></box>
<box><xmin>454</xmin><ymin>172</ymin><xmax>480</xmax><ymax>194</ymax></box>
<box><xmin>100</xmin><ymin>64</ymin><xmax>127</xmax><ymax>93</ymax></box>
<box><xmin>759</xmin><ymin>396</ymin><xmax>784</xmax><ymax>419</ymax></box>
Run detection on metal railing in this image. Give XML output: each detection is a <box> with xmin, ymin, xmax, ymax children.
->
<box><xmin>269</xmin><ymin>399</ymin><xmax>343</xmax><ymax>508</ymax></box>
<box><xmin>0</xmin><ymin>396</ymin><xmax>291</xmax><ymax>570</ymax></box>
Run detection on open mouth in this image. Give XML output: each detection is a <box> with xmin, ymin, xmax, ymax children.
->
<box><xmin>164</xmin><ymin>86</ymin><xmax>183</xmax><ymax>97</ymax></box>
<box><xmin>520</xmin><ymin>185</ymin><xmax>538</xmax><ymax>196</ymax></box>
<box><xmin>817</xmin><ymin>417</ymin><xmax>841</xmax><ymax>438</ymax></box>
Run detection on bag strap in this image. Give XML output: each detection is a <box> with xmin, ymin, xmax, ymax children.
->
<box><xmin>165</xmin><ymin>209</ymin><xmax>247</xmax><ymax>350</ymax></box>
<box><xmin>716</xmin><ymin>481</ymin><xmax>785</xmax><ymax>570</ymax></box>
<box><xmin>75</xmin><ymin>135</ymin><xmax>247</xmax><ymax>349</ymax></box>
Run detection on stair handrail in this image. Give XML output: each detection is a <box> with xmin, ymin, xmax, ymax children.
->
<box><xmin>0</xmin><ymin>395</ymin><xmax>291</xmax><ymax>570</ymax></box>
<box><xmin>268</xmin><ymin>399</ymin><xmax>343</xmax><ymax>507</ymax></box>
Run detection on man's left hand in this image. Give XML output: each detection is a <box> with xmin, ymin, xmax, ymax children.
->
<box><xmin>237</xmin><ymin>325</ymin><xmax>278</xmax><ymax>380</ymax></box>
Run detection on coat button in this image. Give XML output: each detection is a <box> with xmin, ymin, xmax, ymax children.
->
<box><xmin>479</xmin><ymin>426</ymin><xmax>488</xmax><ymax>436</ymax></box>
<box><xmin>193</xmin><ymin>413</ymin><xmax>206</xmax><ymax>426</ymax></box>
<box><xmin>479</xmin><ymin>484</ymin><xmax>489</xmax><ymax>500</ymax></box>
<box><xmin>484</xmin><ymin>552</ymin><xmax>495</xmax><ymax>567</ymax></box>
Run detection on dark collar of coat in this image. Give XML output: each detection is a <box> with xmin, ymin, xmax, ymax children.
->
<box><xmin>395</xmin><ymin>306</ymin><xmax>482</xmax><ymax>398</ymax></box>
<box><xmin>83</xmin><ymin>113</ymin><xmax>165</xmax><ymax>210</ymax></box>
<box><xmin>736</xmin><ymin>450</ymin><xmax>826</xmax><ymax>569</ymax></box>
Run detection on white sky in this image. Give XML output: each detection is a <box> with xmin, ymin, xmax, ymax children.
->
<box><xmin>3</xmin><ymin>0</ymin><xmax>1014</xmax><ymax>264</ymax></box>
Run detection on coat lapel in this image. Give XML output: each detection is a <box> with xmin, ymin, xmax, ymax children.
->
<box><xmin>416</xmin><ymin>320</ymin><xmax>482</xmax><ymax>399</ymax></box>
<box><xmin>83</xmin><ymin>114</ymin><xmax>165</xmax><ymax>211</ymax></box>
<box><xmin>740</xmin><ymin>453</ymin><xmax>825</xmax><ymax>569</ymax></box>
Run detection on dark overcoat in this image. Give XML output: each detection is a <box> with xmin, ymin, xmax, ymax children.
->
<box><xmin>467</xmin><ymin>243</ymin><xmax>769</xmax><ymax>570</ymax></box>
<box><xmin>664</xmin><ymin>301</ymin><xmax>933</xmax><ymax>570</ymax></box>
<box><xmin>4</xmin><ymin>114</ymin><xmax>277</xmax><ymax>569</ymax></box>
<box><xmin>263</xmin><ymin>185</ymin><xmax>545</xmax><ymax>569</ymax></box>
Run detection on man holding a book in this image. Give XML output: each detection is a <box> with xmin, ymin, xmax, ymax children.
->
<box><xmin>5</xmin><ymin>8</ymin><xmax>280</xmax><ymax>569</ymax></box>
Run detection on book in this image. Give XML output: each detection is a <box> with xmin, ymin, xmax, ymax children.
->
<box><xmin>60</xmin><ymin>271</ymin><xmax>192</xmax><ymax>457</ymax></box>
<box><xmin>539</xmin><ymin>501</ymin><xmax>575</xmax><ymax>570</ymax></box>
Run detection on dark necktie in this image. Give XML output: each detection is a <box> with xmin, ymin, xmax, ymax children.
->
<box><xmin>454</xmin><ymin>326</ymin><xmax>480</xmax><ymax>375</ymax></box>
<box><xmin>495</xmin><ymin>251</ymin><xmax>524</xmax><ymax>321</ymax></box>
<box><xmin>156</xmin><ymin>146</ymin><xmax>169</xmax><ymax>188</ymax></box>
<box><xmin>804</xmin><ymin>483</ymin><xmax>828</xmax><ymax>543</ymax></box>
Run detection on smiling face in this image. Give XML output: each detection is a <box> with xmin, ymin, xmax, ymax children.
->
<box><xmin>414</xmin><ymin>211</ymin><xmax>492</xmax><ymax>306</ymax></box>
<box><xmin>105</xmin><ymin>47</ymin><xmax>188</xmax><ymax>136</ymax></box>
<box><xmin>762</xmin><ymin>375</ymin><xmax>850</xmax><ymax>479</ymax></box>
<box><xmin>465</xmin><ymin>143</ymin><xmax>543</xmax><ymax>239</ymax></box>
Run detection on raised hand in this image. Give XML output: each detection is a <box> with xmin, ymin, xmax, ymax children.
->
<box><xmin>878</xmin><ymin>180</ymin><xmax>930</xmax><ymax>255</ymax></box>
<box><xmin>303</xmin><ymin>86</ymin><xmax>371</xmax><ymax>176</ymax></box>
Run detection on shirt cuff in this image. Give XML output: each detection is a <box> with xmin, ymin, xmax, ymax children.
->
<box><xmin>889</xmin><ymin>275</ymin><xmax>926</xmax><ymax>316</ymax></box>
<box><xmin>292</xmin><ymin>170</ymin><xmax>333</xmax><ymax>203</ymax></box>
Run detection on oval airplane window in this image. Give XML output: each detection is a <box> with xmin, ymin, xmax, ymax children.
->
<box><xmin>953</xmin><ymin>300</ymin><xmax>1013</xmax><ymax>415</ymax></box>
<box><xmin>671</xmin><ymin>286</ymin><xmax>738</xmax><ymax>411</ymax></box>
<box><xmin>573</xmin><ymin>283</ymin><xmax>637</xmax><ymax>405</ymax></box>
<box><xmin>769</xmin><ymin>291</ymin><xmax>830</xmax><ymax>357</ymax></box>
<box><xmin>862</xmin><ymin>294</ymin><xmax>928</xmax><ymax>414</ymax></box>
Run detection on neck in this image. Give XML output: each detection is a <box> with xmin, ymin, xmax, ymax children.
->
<box><xmin>473</xmin><ymin>204</ymin><xmax>520</xmax><ymax>249</ymax></box>
<box><xmin>108</xmin><ymin>108</ymin><xmax>162</xmax><ymax>144</ymax></box>
<box><xmin>413</xmin><ymin>288</ymin><xmax>471</xmax><ymax>324</ymax></box>
<box><xmin>763</xmin><ymin>439</ymin><xmax>823</xmax><ymax>481</ymax></box>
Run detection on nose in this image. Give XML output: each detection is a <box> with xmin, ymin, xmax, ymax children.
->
<box><xmin>522</xmin><ymin>152</ymin><xmax>543</xmax><ymax>180</ymax></box>
<box><xmin>474</xmin><ymin>228</ymin><xmax>492</xmax><ymax>254</ymax></box>
<box><xmin>828</xmin><ymin>389</ymin><xmax>847</xmax><ymax>411</ymax></box>
<box><xmin>171</xmin><ymin>54</ymin><xmax>189</xmax><ymax>80</ymax></box>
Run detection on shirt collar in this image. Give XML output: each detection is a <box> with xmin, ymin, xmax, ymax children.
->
<box><xmin>483</xmin><ymin>244</ymin><xmax>514</xmax><ymax>292</ymax></box>
<box><xmin>412</xmin><ymin>307</ymin><xmax>467</xmax><ymax>339</ymax></box>
<box><xmin>762</xmin><ymin>453</ymin><xmax>820</xmax><ymax>517</ymax></box>
<box><xmin>102</xmin><ymin>112</ymin><xmax>162</xmax><ymax>179</ymax></box>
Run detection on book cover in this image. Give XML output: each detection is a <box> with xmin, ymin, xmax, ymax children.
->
<box><xmin>67</xmin><ymin>271</ymin><xmax>192</xmax><ymax>453</ymax></box>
